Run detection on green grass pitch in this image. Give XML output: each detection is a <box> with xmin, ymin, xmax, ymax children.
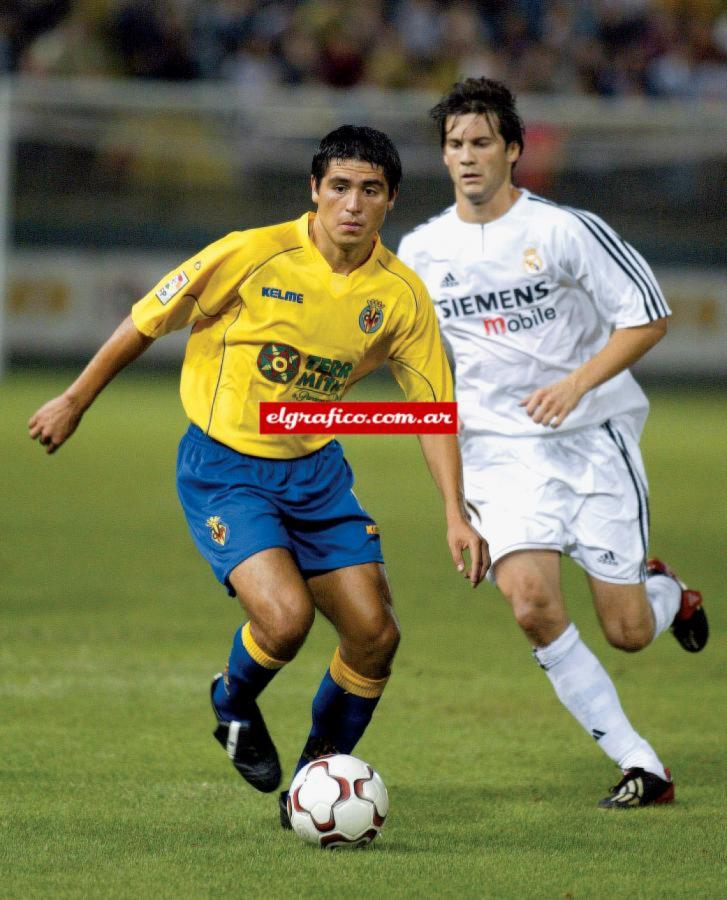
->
<box><xmin>1</xmin><ymin>370</ymin><xmax>726</xmax><ymax>898</ymax></box>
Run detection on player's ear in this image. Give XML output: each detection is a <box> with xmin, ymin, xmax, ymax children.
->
<box><xmin>506</xmin><ymin>142</ymin><xmax>521</xmax><ymax>166</ymax></box>
<box><xmin>387</xmin><ymin>187</ymin><xmax>398</xmax><ymax>211</ymax></box>
<box><xmin>311</xmin><ymin>174</ymin><xmax>320</xmax><ymax>204</ymax></box>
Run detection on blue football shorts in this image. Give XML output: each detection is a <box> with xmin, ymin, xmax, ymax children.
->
<box><xmin>176</xmin><ymin>424</ymin><xmax>384</xmax><ymax>595</ymax></box>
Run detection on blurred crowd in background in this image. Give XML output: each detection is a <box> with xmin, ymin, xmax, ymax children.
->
<box><xmin>1</xmin><ymin>0</ymin><xmax>726</xmax><ymax>100</ymax></box>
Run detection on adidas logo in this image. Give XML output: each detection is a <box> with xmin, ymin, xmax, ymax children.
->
<box><xmin>440</xmin><ymin>271</ymin><xmax>459</xmax><ymax>288</ymax></box>
<box><xmin>592</xmin><ymin>729</ymin><xmax>606</xmax><ymax>741</ymax></box>
<box><xmin>597</xmin><ymin>550</ymin><xmax>618</xmax><ymax>566</ymax></box>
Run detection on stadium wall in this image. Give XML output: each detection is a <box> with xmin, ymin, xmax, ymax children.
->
<box><xmin>2</xmin><ymin>78</ymin><xmax>725</xmax><ymax>378</ymax></box>
<box><xmin>6</xmin><ymin>250</ymin><xmax>726</xmax><ymax>377</ymax></box>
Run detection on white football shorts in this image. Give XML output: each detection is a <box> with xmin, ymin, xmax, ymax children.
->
<box><xmin>461</xmin><ymin>415</ymin><xmax>650</xmax><ymax>585</ymax></box>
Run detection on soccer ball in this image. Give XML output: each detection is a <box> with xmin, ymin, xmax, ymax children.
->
<box><xmin>287</xmin><ymin>754</ymin><xmax>388</xmax><ymax>849</ymax></box>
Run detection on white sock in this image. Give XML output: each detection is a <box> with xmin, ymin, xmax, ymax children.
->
<box><xmin>533</xmin><ymin>623</ymin><xmax>667</xmax><ymax>779</ymax></box>
<box><xmin>646</xmin><ymin>574</ymin><xmax>681</xmax><ymax>640</ymax></box>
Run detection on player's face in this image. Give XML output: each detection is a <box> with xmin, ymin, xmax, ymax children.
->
<box><xmin>442</xmin><ymin>113</ymin><xmax>520</xmax><ymax>207</ymax></box>
<box><xmin>311</xmin><ymin>159</ymin><xmax>396</xmax><ymax>253</ymax></box>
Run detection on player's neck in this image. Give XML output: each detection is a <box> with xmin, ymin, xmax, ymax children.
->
<box><xmin>309</xmin><ymin>216</ymin><xmax>376</xmax><ymax>275</ymax></box>
<box><xmin>455</xmin><ymin>183</ymin><xmax>522</xmax><ymax>225</ymax></box>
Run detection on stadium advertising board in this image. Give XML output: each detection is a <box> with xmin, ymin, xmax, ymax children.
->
<box><xmin>6</xmin><ymin>251</ymin><xmax>726</xmax><ymax>375</ymax></box>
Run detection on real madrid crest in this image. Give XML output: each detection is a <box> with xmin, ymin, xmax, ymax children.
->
<box><xmin>256</xmin><ymin>342</ymin><xmax>301</xmax><ymax>383</ymax></box>
<box><xmin>359</xmin><ymin>299</ymin><xmax>384</xmax><ymax>334</ymax></box>
<box><xmin>523</xmin><ymin>247</ymin><xmax>544</xmax><ymax>274</ymax></box>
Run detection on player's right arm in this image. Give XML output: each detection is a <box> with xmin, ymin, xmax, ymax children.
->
<box><xmin>28</xmin><ymin>315</ymin><xmax>154</xmax><ymax>454</ymax></box>
<box><xmin>29</xmin><ymin>232</ymin><xmax>251</xmax><ymax>454</ymax></box>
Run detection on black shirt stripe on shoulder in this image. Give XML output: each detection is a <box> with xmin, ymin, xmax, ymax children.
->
<box><xmin>576</xmin><ymin>209</ymin><xmax>668</xmax><ymax>319</ymax></box>
<box><xmin>527</xmin><ymin>196</ymin><xmax>662</xmax><ymax>322</ymax></box>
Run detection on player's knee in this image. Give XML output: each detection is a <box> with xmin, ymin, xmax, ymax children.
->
<box><xmin>348</xmin><ymin>610</ymin><xmax>400</xmax><ymax>664</ymax></box>
<box><xmin>506</xmin><ymin>578</ymin><xmax>557</xmax><ymax>636</ymax></box>
<box><xmin>604</xmin><ymin>620</ymin><xmax>651</xmax><ymax>653</ymax></box>
<box><xmin>259</xmin><ymin>602</ymin><xmax>314</xmax><ymax>660</ymax></box>
<box><xmin>374</xmin><ymin>616</ymin><xmax>401</xmax><ymax>660</ymax></box>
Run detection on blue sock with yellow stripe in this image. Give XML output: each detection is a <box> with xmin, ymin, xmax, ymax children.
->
<box><xmin>212</xmin><ymin>623</ymin><xmax>286</xmax><ymax>721</ymax></box>
<box><xmin>294</xmin><ymin>648</ymin><xmax>388</xmax><ymax>773</ymax></box>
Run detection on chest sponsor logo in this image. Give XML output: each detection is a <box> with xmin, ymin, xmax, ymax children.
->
<box><xmin>257</xmin><ymin>342</ymin><xmax>301</xmax><ymax>383</ymax></box>
<box><xmin>155</xmin><ymin>270</ymin><xmax>189</xmax><ymax>304</ymax></box>
<box><xmin>436</xmin><ymin>281</ymin><xmax>557</xmax><ymax>338</ymax></box>
<box><xmin>292</xmin><ymin>355</ymin><xmax>354</xmax><ymax>401</ymax></box>
<box><xmin>205</xmin><ymin>516</ymin><xmax>228</xmax><ymax>546</ymax></box>
<box><xmin>483</xmin><ymin>307</ymin><xmax>557</xmax><ymax>335</ymax></box>
<box><xmin>436</xmin><ymin>281</ymin><xmax>550</xmax><ymax>318</ymax></box>
<box><xmin>359</xmin><ymin>299</ymin><xmax>384</xmax><ymax>334</ymax></box>
<box><xmin>262</xmin><ymin>286</ymin><xmax>304</xmax><ymax>304</ymax></box>
<box><xmin>523</xmin><ymin>247</ymin><xmax>544</xmax><ymax>273</ymax></box>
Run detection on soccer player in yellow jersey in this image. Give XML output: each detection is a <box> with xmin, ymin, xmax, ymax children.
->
<box><xmin>29</xmin><ymin>125</ymin><xmax>488</xmax><ymax>827</ymax></box>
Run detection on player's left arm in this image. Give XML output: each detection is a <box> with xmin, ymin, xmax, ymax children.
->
<box><xmin>417</xmin><ymin>432</ymin><xmax>490</xmax><ymax>587</ymax></box>
<box><xmin>521</xmin><ymin>318</ymin><xmax>667</xmax><ymax>428</ymax></box>
<box><xmin>386</xmin><ymin>271</ymin><xmax>488</xmax><ymax>585</ymax></box>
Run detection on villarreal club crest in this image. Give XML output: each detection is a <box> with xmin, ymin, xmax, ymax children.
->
<box><xmin>257</xmin><ymin>342</ymin><xmax>302</xmax><ymax>384</ymax></box>
<box><xmin>359</xmin><ymin>299</ymin><xmax>384</xmax><ymax>334</ymax></box>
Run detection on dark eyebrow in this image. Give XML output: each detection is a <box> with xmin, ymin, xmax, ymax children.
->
<box><xmin>328</xmin><ymin>176</ymin><xmax>386</xmax><ymax>187</ymax></box>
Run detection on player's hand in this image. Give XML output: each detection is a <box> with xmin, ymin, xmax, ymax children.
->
<box><xmin>28</xmin><ymin>394</ymin><xmax>84</xmax><ymax>454</ymax></box>
<box><xmin>447</xmin><ymin>518</ymin><xmax>490</xmax><ymax>587</ymax></box>
<box><xmin>519</xmin><ymin>374</ymin><xmax>585</xmax><ymax>429</ymax></box>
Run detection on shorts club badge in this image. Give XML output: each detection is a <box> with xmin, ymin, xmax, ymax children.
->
<box><xmin>206</xmin><ymin>516</ymin><xmax>229</xmax><ymax>546</ymax></box>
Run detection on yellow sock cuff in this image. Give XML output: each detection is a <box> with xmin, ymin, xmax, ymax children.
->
<box><xmin>329</xmin><ymin>648</ymin><xmax>389</xmax><ymax>699</ymax></box>
<box><xmin>241</xmin><ymin>623</ymin><xmax>287</xmax><ymax>670</ymax></box>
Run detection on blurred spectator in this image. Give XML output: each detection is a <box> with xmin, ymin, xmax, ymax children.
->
<box><xmin>19</xmin><ymin>7</ymin><xmax>119</xmax><ymax>76</ymax></box>
<box><xmin>110</xmin><ymin>0</ymin><xmax>198</xmax><ymax>79</ymax></box>
<box><xmin>221</xmin><ymin>33</ymin><xmax>281</xmax><ymax>93</ymax></box>
<box><xmin>278</xmin><ymin>25</ymin><xmax>320</xmax><ymax>84</ymax></box>
<box><xmin>0</xmin><ymin>10</ymin><xmax>20</xmax><ymax>72</ymax></box>
<box><xmin>2</xmin><ymin>0</ymin><xmax>725</xmax><ymax>100</ymax></box>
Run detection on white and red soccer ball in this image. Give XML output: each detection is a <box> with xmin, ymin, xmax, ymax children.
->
<box><xmin>287</xmin><ymin>754</ymin><xmax>388</xmax><ymax>848</ymax></box>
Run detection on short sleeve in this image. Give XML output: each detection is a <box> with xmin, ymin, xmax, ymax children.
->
<box><xmin>131</xmin><ymin>233</ymin><xmax>250</xmax><ymax>338</ymax></box>
<box><xmin>387</xmin><ymin>284</ymin><xmax>454</xmax><ymax>402</ymax></box>
<box><xmin>558</xmin><ymin>210</ymin><xmax>670</xmax><ymax>328</ymax></box>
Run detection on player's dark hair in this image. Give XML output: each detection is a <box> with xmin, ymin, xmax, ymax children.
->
<box><xmin>311</xmin><ymin>125</ymin><xmax>402</xmax><ymax>198</ymax></box>
<box><xmin>430</xmin><ymin>78</ymin><xmax>525</xmax><ymax>160</ymax></box>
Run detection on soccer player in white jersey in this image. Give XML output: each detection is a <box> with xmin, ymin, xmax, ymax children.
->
<box><xmin>398</xmin><ymin>78</ymin><xmax>708</xmax><ymax>808</ymax></box>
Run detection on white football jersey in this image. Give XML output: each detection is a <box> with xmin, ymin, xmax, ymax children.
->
<box><xmin>398</xmin><ymin>190</ymin><xmax>670</xmax><ymax>437</ymax></box>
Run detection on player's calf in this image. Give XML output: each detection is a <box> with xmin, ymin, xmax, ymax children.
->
<box><xmin>647</xmin><ymin>559</ymin><xmax>708</xmax><ymax>652</ymax></box>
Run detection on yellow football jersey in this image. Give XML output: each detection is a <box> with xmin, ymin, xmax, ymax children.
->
<box><xmin>131</xmin><ymin>212</ymin><xmax>453</xmax><ymax>458</ymax></box>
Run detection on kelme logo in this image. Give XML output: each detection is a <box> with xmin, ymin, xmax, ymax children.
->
<box><xmin>261</xmin><ymin>286</ymin><xmax>303</xmax><ymax>304</ymax></box>
<box><xmin>257</xmin><ymin>342</ymin><xmax>301</xmax><ymax>384</ymax></box>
